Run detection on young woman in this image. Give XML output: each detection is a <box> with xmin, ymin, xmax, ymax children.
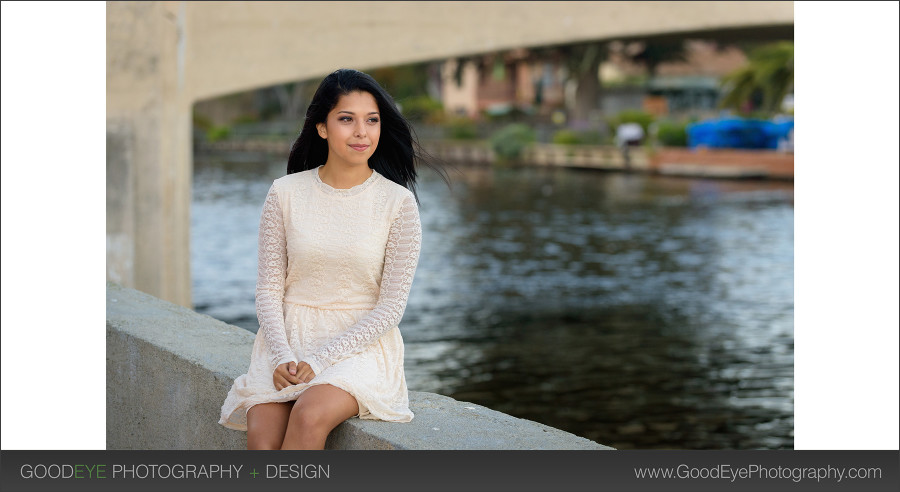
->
<box><xmin>219</xmin><ymin>68</ymin><xmax>444</xmax><ymax>449</ymax></box>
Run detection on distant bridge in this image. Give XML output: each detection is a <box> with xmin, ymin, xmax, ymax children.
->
<box><xmin>106</xmin><ymin>1</ymin><xmax>793</xmax><ymax>306</ymax></box>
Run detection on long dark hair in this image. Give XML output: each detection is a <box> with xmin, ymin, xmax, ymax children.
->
<box><xmin>287</xmin><ymin>68</ymin><xmax>447</xmax><ymax>204</ymax></box>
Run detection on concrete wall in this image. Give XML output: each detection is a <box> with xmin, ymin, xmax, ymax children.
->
<box><xmin>107</xmin><ymin>2</ymin><xmax>192</xmax><ymax>306</ymax></box>
<box><xmin>106</xmin><ymin>1</ymin><xmax>793</xmax><ymax>308</ymax></box>
<box><xmin>651</xmin><ymin>147</ymin><xmax>794</xmax><ymax>179</ymax></box>
<box><xmin>106</xmin><ymin>283</ymin><xmax>612</xmax><ymax>450</ymax></box>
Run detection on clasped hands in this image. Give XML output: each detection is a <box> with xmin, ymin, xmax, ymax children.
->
<box><xmin>273</xmin><ymin>361</ymin><xmax>316</xmax><ymax>391</ymax></box>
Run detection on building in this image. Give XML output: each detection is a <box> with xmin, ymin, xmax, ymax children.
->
<box><xmin>440</xmin><ymin>39</ymin><xmax>750</xmax><ymax>121</ymax></box>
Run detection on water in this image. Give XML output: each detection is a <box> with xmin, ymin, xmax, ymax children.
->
<box><xmin>192</xmin><ymin>157</ymin><xmax>794</xmax><ymax>449</ymax></box>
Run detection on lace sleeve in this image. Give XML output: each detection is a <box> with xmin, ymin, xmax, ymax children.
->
<box><xmin>256</xmin><ymin>184</ymin><xmax>297</xmax><ymax>369</ymax></box>
<box><xmin>303</xmin><ymin>194</ymin><xmax>421</xmax><ymax>375</ymax></box>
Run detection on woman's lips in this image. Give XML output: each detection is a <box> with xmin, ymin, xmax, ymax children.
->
<box><xmin>349</xmin><ymin>144</ymin><xmax>369</xmax><ymax>152</ymax></box>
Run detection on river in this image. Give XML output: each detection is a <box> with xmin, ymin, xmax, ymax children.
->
<box><xmin>192</xmin><ymin>156</ymin><xmax>794</xmax><ymax>449</ymax></box>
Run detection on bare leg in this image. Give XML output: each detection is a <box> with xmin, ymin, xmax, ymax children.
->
<box><xmin>281</xmin><ymin>384</ymin><xmax>360</xmax><ymax>450</ymax></box>
<box><xmin>246</xmin><ymin>402</ymin><xmax>292</xmax><ymax>450</ymax></box>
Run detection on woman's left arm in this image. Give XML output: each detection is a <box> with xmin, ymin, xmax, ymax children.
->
<box><xmin>302</xmin><ymin>193</ymin><xmax>421</xmax><ymax>375</ymax></box>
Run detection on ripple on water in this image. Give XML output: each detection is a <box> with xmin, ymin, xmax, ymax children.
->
<box><xmin>192</xmin><ymin>163</ymin><xmax>794</xmax><ymax>449</ymax></box>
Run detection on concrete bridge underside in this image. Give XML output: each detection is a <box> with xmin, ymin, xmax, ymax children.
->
<box><xmin>106</xmin><ymin>1</ymin><xmax>793</xmax><ymax>306</ymax></box>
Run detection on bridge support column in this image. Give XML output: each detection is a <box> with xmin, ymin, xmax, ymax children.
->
<box><xmin>106</xmin><ymin>1</ymin><xmax>192</xmax><ymax>307</ymax></box>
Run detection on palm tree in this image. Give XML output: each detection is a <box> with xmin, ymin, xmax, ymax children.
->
<box><xmin>720</xmin><ymin>41</ymin><xmax>794</xmax><ymax>115</ymax></box>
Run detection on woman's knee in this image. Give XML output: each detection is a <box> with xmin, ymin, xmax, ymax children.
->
<box><xmin>246</xmin><ymin>433</ymin><xmax>282</xmax><ymax>450</ymax></box>
<box><xmin>289</xmin><ymin>400</ymin><xmax>332</xmax><ymax>434</ymax></box>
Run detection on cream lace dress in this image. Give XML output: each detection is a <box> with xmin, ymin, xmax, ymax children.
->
<box><xmin>219</xmin><ymin>166</ymin><xmax>419</xmax><ymax>430</ymax></box>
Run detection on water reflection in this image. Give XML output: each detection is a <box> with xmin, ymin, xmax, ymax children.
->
<box><xmin>192</xmin><ymin>158</ymin><xmax>794</xmax><ymax>449</ymax></box>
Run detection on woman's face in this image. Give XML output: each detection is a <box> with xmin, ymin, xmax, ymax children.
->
<box><xmin>316</xmin><ymin>90</ymin><xmax>381</xmax><ymax>169</ymax></box>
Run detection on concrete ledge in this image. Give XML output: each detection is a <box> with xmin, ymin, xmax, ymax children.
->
<box><xmin>107</xmin><ymin>283</ymin><xmax>612</xmax><ymax>450</ymax></box>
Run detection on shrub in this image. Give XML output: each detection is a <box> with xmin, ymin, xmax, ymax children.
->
<box><xmin>490</xmin><ymin>123</ymin><xmax>536</xmax><ymax>162</ymax></box>
<box><xmin>447</xmin><ymin>117</ymin><xmax>478</xmax><ymax>140</ymax></box>
<box><xmin>574</xmin><ymin>130</ymin><xmax>606</xmax><ymax>145</ymax></box>
<box><xmin>399</xmin><ymin>95</ymin><xmax>444</xmax><ymax>123</ymax></box>
<box><xmin>552</xmin><ymin>129</ymin><xmax>581</xmax><ymax>145</ymax></box>
<box><xmin>205</xmin><ymin>125</ymin><xmax>231</xmax><ymax>143</ymax></box>
<box><xmin>656</xmin><ymin>121</ymin><xmax>688</xmax><ymax>147</ymax></box>
<box><xmin>608</xmin><ymin>109</ymin><xmax>655</xmax><ymax>135</ymax></box>
<box><xmin>551</xmin><ymin>129</ymin><xmax>608</xmax><ymax>146</ymax></box>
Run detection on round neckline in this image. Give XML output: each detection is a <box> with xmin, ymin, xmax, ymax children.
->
<box><xmin>313</xmin><ymin>165</ymin><xmax>380</xmax><ymax>196</ymax></box>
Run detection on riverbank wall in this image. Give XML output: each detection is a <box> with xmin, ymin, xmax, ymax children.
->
<box><xmin>106</xmin><ymin>282</ymin><xmax>611</xmax><ymax>450</ymax></box>
<box><xmin>196</xmin><ymin>138</ymin><xmax>793</xmax><ymax>181</ymax></box>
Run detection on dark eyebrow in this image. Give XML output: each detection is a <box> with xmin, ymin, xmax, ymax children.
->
<box><xmin>337</xmin><ymin>110</ymin><xmax>380</xmax><ymax>115</ymax></box>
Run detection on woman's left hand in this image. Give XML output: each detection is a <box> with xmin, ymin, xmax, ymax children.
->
<box><xmin>295</xmin><ymin>361</ymin><xmax>316</xmax><ymax>383</ymax></box>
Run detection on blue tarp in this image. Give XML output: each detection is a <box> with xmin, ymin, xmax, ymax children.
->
<box><xmin>686</xmin><ymin>117</ymin><xmax>794</xmax><ymax>150</ymax></box>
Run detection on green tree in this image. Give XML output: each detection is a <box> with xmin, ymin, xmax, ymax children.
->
<box><xmin>720</xmin><ymin>41</ymin><xmax>794</xmax><ymax>115</ymax></box>
<box><xmin>629</xmin><ymin>39</ymin><xmax>688</xmax><ymax>82</ymax></box>
<box><xmin>451</xmin><ymin>42</ymin><xmax>608</xmax><ymax>123</ymax></box>
<box><xmin>371</xmin><ymin>62</ymin><xmax>432</xmax><ymax>100</ymax></box>
<box><xmin>557</xmin><ymin>42</ymin><xmax>608</xmax><ymax>122</ymax></box>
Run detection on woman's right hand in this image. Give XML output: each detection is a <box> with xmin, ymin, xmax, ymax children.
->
<box><xmin>273</xmin><ymin>362</ymin><xmax>302</xmax><ymax>390</ymax></box>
